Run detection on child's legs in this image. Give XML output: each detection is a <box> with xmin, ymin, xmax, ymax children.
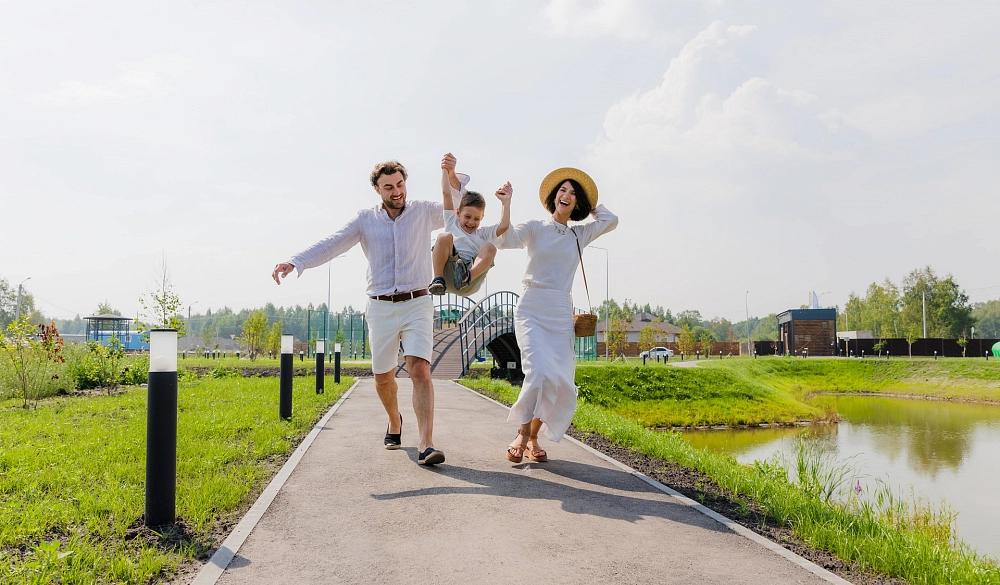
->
<box><xmin>468</xmin><ymin>243</ymin><xmax>496</xmax><ymax>280</ymax></box>
<box><xmin>432</xmin><ymin>232</ymin><xmax>454</xmax><ymax>277</ymax></box>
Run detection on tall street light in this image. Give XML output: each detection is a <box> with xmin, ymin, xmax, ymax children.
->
<box><xmin>745</xmin><ymin>291</ymin><xmax>750</xmax><ymax>357</ymax></box>
<box><xmin>588</xmin><ymin>245</ymin><xmax>609</xmax><ymax>361</ymax></box>
<box><xmin>14</xmin><ymin>277</ymin><xmax>31</xmax><ymax>320</ymax></box>
<box><xmin>188</xmin><ymin>301</ymin><xmax>199</xmax><ymax>330</ymax></box>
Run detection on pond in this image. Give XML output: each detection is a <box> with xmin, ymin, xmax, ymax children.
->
<box><xmin>682</xmin><ymin>395</ymin><xmax>1000</xmax><ymax>561</ymax></box>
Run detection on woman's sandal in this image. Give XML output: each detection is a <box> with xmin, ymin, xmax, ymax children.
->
<box><xmin>525</xmin><ymin>435</ymin><xmax>548</xmax><ymax>462</ymax></box>
<box><xmin>506</xmin><ymin>430</ymin><xmax>529</xmax><ymax>463</ymax></box>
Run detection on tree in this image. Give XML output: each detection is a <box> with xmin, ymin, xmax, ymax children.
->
<box><xmin>202</xmin><ymin>323</ymin><xmax>215</xmax><ymax>349</ymax></box>
<box><xmin>240</xmin><ymin>310</ymin><xmax>268</xmax><ymax>360</ymax></box>
<box><xmin>676</xmin><ymin>310</ymin><xmax>703</xmax><ymax>330</ymax></box>
<box><xmin>136</xmin><ymin>258</ymin><xmax>185</xmax><ymax>339</ymax></box>
<box><xmin>972</xmin><ymin>300</ymin><xmax>1000</xmax><ymax>338</ymax></box>
<box><xmin>900</xmin><ymin>267</ymin><xmax>974</xmax><ymax>338</ymax></box>
<box><xmin>677</xmin><ymin>325</ymin><xmax>696</xmax><ymax>357</ymax></box>
<box><xmin>0</xmin><ymin>318</ymin><xmax>65</xmax><ymax>408</ymax></box>
<box><xmin>606</xmin><ymin>301</ymin><xmax>636</xmax><ymax>359</ymax></box>
<box><xmin>957</xmin><ymin>333</ymin><xmax>968</xmax><ymax>358</ymax></box>
<box><xmin>700</xmin><ymin>330</ymin><xmax>716</xmax><ymax>358</ymax></box>
<box><xmin>267</xmin><ymin>321</ymin><xmax>284</xmax><ymax>357</ymax></box>
<box><xmin>0</xmin><ymin>277</ymin><xmax>38</xmax><ymax>329</ymax></box>
<box><xmin>904</xmin><ymin>328</ymin><xmax>919</xmax><ymax>359</ymax></box>
<box><xmin>94</xmin><ymin>300</ymin><xmax>121</xmax><ymax>316</ymax></box>
<box><xmin>837</xmin><ymin>280</ymin><xmax>900</xmax><ymax>339</ymax></box>
<box><xmin>637</xmin><ymin>324</ymin><xmax>659</xmax><ymax>355</ymax></box>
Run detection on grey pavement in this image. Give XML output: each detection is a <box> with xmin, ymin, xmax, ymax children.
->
<box><xmin>196</xmin><ymin>378</ymin><xmax>845</xmax><ymax>585</ymax></box>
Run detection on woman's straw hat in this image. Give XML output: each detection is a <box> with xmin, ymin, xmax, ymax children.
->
<box><xmin>538</xmin><ymin>167</ymin><xmax>599</xmax><ymax>210</ymax></box>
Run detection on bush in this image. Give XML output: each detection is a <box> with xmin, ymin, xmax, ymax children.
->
<box><xmin>66</xmin><ymin>338</ymin><xmax>147</xmax><ymax>390</ymax></box>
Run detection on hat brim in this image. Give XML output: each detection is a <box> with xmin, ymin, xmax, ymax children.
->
<box><xmin>538</xmin><ymin>168</ymin><xmax>599</xmax><ymax>212</ymax></box>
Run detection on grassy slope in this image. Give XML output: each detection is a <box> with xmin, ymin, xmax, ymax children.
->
<box><xmin>459</xmin><ymin>376</ymin><xmax>1000</xmax><ymax>584</ymax></box>
<box><xmin>0</xmin><ymin>375</ymin><xmax>353</xmax><ymax>584</ymax></box>
<box><xmin>698</xmin><ymin>357</ymin><xmax>1000</xmax><ymax>402</ymax></box>
<box><xmin>574</xmin><ymin>363</ymin><xmax>823</xmax><ymax>427</ymax></box>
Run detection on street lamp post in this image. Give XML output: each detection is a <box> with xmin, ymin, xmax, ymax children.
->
<box><xmin>14</xmin><ymin>277</ymin><xmax>31</xmax><ymax>320</ymax></box>
<box><xmin>745</xmin><ymin>291</ymin><xmax>750</xmax><ymax>357</ymax></box>
<box><xmin>588</xmin><ymin>246</ymin><xmax>609</xmax><ymax>361</ymax></box>
<box><xmin>187</xmin><ymin>301</ymin><xmax>199</xmax><ymax>337</ymax></box>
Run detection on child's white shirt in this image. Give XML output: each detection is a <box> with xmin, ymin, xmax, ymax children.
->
<box><xmin>444</xmin><ymin>212</ymin><xmax>501</xmax><ymax>263</ymax></box>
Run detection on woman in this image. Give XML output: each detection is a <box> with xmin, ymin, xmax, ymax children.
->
<box><xmin>498</xmin><ymin>168</ymin><xmax>618</xmax><ymax>462</ymax></box>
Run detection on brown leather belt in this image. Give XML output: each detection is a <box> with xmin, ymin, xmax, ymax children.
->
<box><xmin>370</xmin><ymin>288</ymin><xmax>430</xmax><ymax>303</ymax></box>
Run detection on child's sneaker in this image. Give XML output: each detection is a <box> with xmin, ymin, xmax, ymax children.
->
<box><xmin>452</xmin><ymin>259</ymin><xmax>471</xmax><ymax>291</ymax></box>
<box><xmin>429</xmin><ymin>277</ymin><xmax>447</xmax><ymax>295</ymax></box>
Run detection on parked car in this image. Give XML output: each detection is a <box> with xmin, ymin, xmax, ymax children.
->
<box><xmin>640</xmin><ymin>346</ymin><xmax>674</xmax><ymax>359</ymax></box>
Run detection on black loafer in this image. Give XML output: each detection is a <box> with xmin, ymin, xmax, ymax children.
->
<box><xmin>384</xmin><ymin>415</ymin><xmax>402</xmax><ymax>450</ymax></box>
<box><xmin>417</xmin><ymin>447</ymin><xmax>445</xmax><ymax>466</ymax></box>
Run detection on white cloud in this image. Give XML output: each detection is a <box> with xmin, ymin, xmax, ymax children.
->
<box><xmin>541</xmin><ymin>0</ymin><xmax>649</xmax><ymax>39</ymax></box>
<box><xmin>25</xmin><ymin>70</ymin><xmax>170</xmax><ymax>106</ymax></box>
<box><xmin>587</xmin><ymin>21</ymin><xmax>847</xmax><ymax>189</ymax></box>
<box><xmin>821</xmin><ymin>93</ymin><xmax>987</xmax><ymax>141</ymax></box>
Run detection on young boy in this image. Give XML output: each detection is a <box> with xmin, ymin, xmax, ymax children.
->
<box><xmin>428</xmin><ymin>152</ymin><xmax>512</xmax><ymax>296</ymax></box>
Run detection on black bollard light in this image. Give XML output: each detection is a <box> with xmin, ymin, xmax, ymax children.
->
<box><xmin>696</xmin><ymin>351</ymin><xmax>700</xmax><ymax>360</ymax></box>
<box><xmin>280</xmin><ymin>334</ymin><xmax>293</xmax><ymax>419</ymax></box>
<box><xmin>299</xmin><ymin>350</ymin><xmax>304</xmax><ymax>362</ymax></box>
<box><xmin>334</xmin><ymin>342</ymin><xmax>341</xmax><ymax>384</ymax></box>
<box><xmin>146</xmin><ymin>329</ymin><xmax>178</xmax><ymax>527</ymax></box>
<box><xmin>315</xmin><ymin>339</ymin><xmax>325</xmax><ymax>394</ymax></box>
<box><xmin>934</xmin><ymin>350</ymin><xmax>937</xmax><ymax>360</ymax></box>
<box><xmin>719</xmin><ymin>351</ymin><xmax>722</xmax><ymax>360</ymax></box>
<box><xmin>643</xmin><ymin>355</ymin><xmax>647</xmax><ymax>366</ymax></box>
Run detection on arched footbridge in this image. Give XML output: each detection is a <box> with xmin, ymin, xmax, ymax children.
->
<box><xmin>396</xmin><ymin>292</ymin><xmax>596</xmax><ymax>380</ymax></box>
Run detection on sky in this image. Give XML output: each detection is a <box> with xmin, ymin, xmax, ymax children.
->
<box><xmin>3</xmin><ymin>0</ymin><xmax>998</xmax><ymax>324</ymax></box>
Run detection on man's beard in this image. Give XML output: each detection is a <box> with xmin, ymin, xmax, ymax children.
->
<box><xmin>382</xmin><ymin>194</ymin><xmax>406</xmax><ymax>210</ymax></box>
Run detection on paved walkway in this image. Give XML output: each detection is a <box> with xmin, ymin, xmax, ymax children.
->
<box><xmin>192</xmin><ymin>379</ymin><xmax>847</xmax><ymax>585</ymax></box>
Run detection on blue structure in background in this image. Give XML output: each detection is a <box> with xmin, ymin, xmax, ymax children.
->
<box><xmin>85</xmin><ymin>314</ymin><xmax>149</xmax><ymax>351</ymax></box>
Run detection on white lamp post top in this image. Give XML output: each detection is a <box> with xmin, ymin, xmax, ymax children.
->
<box><xmin>149</xmin><ymin>329</ymin><xmax>178</xmax><ymax>372</ymax></box>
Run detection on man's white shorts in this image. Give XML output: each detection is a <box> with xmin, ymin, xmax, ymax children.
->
<box><xmin>366</xmin><ymin>295</ymin><xmax>434</xmax><ymax>375</ymax></box>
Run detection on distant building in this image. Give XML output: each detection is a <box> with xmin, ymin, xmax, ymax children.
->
<box><xmin>595</xmin><ymin>312</ymin><xmax>681</xmax><ymax>344</ymax></box>
<box><xmin>777</xmin><ymin>308</ymin><xmax>837</xmax><ymax>356</ymax></box>
<box><xmin>85</xmin><ymin>314</ymin><xmax>149</xmax><ymax>351</ymax></box>
<box><xmin>837</xmin><ymin>330</ymin><xmax>873</xmax><ymax>340</ymax></box>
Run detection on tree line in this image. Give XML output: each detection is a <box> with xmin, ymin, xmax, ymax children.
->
<box><xmin>839</xmin><ymin>266</ymin><xmax>977</xmax><ymax>341</ymax></box>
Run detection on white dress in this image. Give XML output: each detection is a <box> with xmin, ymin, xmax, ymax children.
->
<box><xmin>498</xmin><ymin>205</ymin><xmax>618</xmax><ymax>441</ymax></box>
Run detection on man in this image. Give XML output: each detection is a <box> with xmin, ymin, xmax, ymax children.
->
<box><xmin>271</xmin><ymin>160</ymin><xmax>445</xmax><ymax>465</ymax></box>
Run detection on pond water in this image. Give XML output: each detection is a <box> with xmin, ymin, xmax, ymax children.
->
<box><xmin>682</xmin><ymin>395</ymin><xmax>1000</xmax><ymax>561</ymax></box>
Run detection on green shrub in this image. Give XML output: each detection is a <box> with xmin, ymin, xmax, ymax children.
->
<box><xmin>66</xmin><ymin>338</ymin><xmax>147</xmax><ymax>390</ymax></box>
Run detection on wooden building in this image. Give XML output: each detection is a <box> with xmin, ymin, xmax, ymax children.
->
<box><xmin>776</xmin><ymin>308</ymin><xmax>837</xmax><ymax>356</ymax></box>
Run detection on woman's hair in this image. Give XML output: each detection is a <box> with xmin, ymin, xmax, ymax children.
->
<box><xmin>370</xmin><ymin>160</ymin><xmax>408</xmax><ymax>187</ymax></box>
<box><xmin>545</xmin><ymin>179</ymin><xmax>592</xmax><ymax>221</ymax></box>
<box><xmin>459</xmin><ymin>191</ymin><xmax>486</xmax><ymax>210</ymax></box>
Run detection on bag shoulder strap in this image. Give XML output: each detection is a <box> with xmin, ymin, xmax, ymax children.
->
<box><xmin>573</xmin><ymin>230</ymin><xmax>593</xmax><ymax>313</ymax></box>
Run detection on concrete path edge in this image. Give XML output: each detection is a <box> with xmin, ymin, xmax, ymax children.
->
<box><xmin>459</xmin><ymin>385</ymin><xmax>853</xmax><ymax>585</ymax></box>
<box><xmin>190</xmin><ymin>379</ymin><xmax>362</xmax><ymax>585</ymax></box>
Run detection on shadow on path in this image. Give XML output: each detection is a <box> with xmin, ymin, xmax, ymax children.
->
<box><xmin>373</xmin><ymin>456</ymin><xmax>726</xmax><ymax>532</ymax></box>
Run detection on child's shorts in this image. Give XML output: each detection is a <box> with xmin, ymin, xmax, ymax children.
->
<box><xmin>443</xmin><ymin>250</ymin><xmax>489</xmax><ymax>296</ymax></box>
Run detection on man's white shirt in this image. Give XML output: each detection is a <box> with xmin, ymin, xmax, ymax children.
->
<box><xmin>289</xmin><ymin>200</ymin><xmax>444</xmax><ymax>297</ymax></box>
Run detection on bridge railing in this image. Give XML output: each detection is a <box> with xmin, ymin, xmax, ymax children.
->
<box><xmin>432</xmin><ymin>293</ymin><xmax>478</xmax><ymax>331</ymax></box>
<box><xmin>457</xmin><ymin>291</ymin><xmax>520</xmax><ymax>376</ymax></box>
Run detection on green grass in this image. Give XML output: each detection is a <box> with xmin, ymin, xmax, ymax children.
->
<box><xmin>573</xmin><ymin>363</ymin><xmax>824</xmax><ymax>427</ymax></box>
<box><xmin>697</xmin><ymin>357</ymin><xmax>1000</xmax><ymax>402</ymax></box>
<box><xmin>460</xmin><ymin>376</ymin><xmax>1000</xmax><ymax>584</ymax></box>
<box><xmin>0</xmin><ymin>375</ymin><xmax>353</xmax><ymax>584</ymax></box>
